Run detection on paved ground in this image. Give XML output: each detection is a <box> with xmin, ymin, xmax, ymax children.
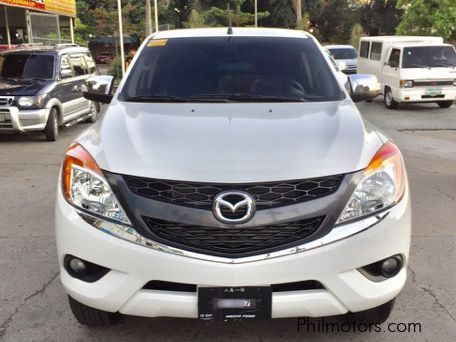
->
<box><xmin>0</xmin><ymin>99</ymin><xmax>455</xmax><ymax>341</ymax></box>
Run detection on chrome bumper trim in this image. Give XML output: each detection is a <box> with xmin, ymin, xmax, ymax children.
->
<box><xmin>78</xmin><ymin>211</ymin><xmax>389</xmax><ymax>264</ymax></box>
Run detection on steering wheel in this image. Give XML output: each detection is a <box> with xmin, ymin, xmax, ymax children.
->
<box><xmin>283</xmin><ymin>79</ymin><xmax>305</xmax><ymax>95</ymax></box>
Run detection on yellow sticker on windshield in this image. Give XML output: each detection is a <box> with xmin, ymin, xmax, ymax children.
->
<box><xmin>147</xmin><ymin>39</ymin><xmax>168</xmax><ymax>47</ymax></box>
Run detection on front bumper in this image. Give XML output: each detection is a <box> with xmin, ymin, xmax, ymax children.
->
<box><xmin>0</xmin><ymin>106</ymin><xmax>49</xmax><ymax>132</ymax></box>
<box><xmin>394</xmin><ymin>87</ymin><xmax>456</xmax><ymax>102</ymax></box>
<box><xmin>55</xmin><ymin>188</ymin><xmax>411</xmax><ymax>319</ymax></box>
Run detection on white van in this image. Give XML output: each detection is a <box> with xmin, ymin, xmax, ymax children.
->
<box><xmin>358</xmin><ymin>36</ymin><xmax>456</xmax><ymax>109</ymax></box>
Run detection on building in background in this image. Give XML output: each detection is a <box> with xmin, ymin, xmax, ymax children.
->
<box><xmin>0</xmin><ymin>0</ymin><xmax>76</xmax><ymax>49</ymax></box>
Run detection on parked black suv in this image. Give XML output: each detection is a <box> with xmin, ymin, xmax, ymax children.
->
<box><xmin>0</xmin><ymin>44</ymin><xmax>99</xmax><ymax>141</ymax></box>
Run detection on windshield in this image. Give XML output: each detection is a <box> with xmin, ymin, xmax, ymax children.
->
<box><xmin>120</xmin><ymin>37</ymin><xmax>344</xmax><ymax>103</ymax></box>
<box><xmin>402</xmin><ymin>46</ymin><xmax>456</xmax><ymax>68</ymax></box>
<box><xmin>0</xmin><ymin>54</ymin><xmax>55</xmax><ymax>80</ymax></box>
<box><xmin>328</xmin><ymin>48</ymin><xmax>358</xmax><ymax>60</ymax></box>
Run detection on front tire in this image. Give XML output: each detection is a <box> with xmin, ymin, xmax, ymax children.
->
<box><xmin>437</xmin><ymin>101</ymin><xmax>453</xmax><ymax>109</ymax></box>
<box><xmin>85</xmin><ymin>102</ymin><xmax>100</xmax><ymax>123</ymax></box>
<box><xmin>345</xmin><ymin>299</ymin><xmax>395</xmax><ymax>324</ymax></box>
<box><xmin>44</xmin><ymin>108</ymin><xmax>59</xmax><ymax>141</ymax></box>
<box><xmin>384</xmin><ymin>88</ymin><xmax>399</xmax><ymax>109</ymax></box>
<box><xmin>68</xmin><ymin>296</ymin><xmax>120</xmax><ymax>327</ymax></box>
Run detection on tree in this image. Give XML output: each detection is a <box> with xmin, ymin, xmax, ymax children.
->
<box><xmin>350</xmin><ymin>22</ymin><xmax>363</xmax><ymax>48</ymax></box>
<box><xmin>396</xmin><ymin>0</ymin><xmax>456</xmax><ymax>40</ymax></box>
<box><xmin>205</xmin><ymin>0</ymin><xmax>269</xmax><ymax>27</ymax></box>
<box><xmin>361</xmin><ymin>0</ymin><xmax>404</xmax><ymax>36</ymax></box>
<box><xmin>310</xmin><ymin>0</ymin><xmax>357</xmax><ymax>43</ymax></box>
<box><xmin>264</xmin><ymin>0</ymin><xmax>297</xmax><ymax>28</ymax></box>
<box><xmin>168</xmin><ymin>0</ymin><xmax>195</xmax><ymax>28</ymax></box>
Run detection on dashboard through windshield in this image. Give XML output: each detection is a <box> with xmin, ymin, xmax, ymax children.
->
<box><xmin>120</xmin><ymin>36</ymin><xmax>344</xmax><ymax>103</ymax></box>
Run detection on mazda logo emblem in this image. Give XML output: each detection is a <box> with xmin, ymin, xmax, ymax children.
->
<box><xmin>213</xmin><ymin>191</ymin><xmax>256</xmax><ymax>224</ymax></box>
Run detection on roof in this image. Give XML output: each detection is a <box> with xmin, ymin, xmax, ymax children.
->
<box><xmin>360</xmin><ymin>35</ymin><xmax>443</xmax><ymax>43</ymax></box>
<box><xmin>325</xmin><ymin>44</ymin><xmax>356</xmax><ymax>49</ymax></box>
<box><xmin>2</xmin><ymin>44</ymin><xmax>89</xmax><ymax>55</ymax></box>
<box><xmin>151</xmin><ymin>27</ymin><xmax>311</xmax><ymax>40</ymax></box>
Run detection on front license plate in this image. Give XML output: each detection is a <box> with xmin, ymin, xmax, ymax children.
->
<box><xmin>425</xmin><ymin>88</ymin><xmax>442</xmax><ymax>96</ymax></box>
<box><xmin>0</xmin><ymin>113</ymin><xmax>4</xmax><ymax>122</ymax></box>
<box><xmin>198</xmin><ymin>286</ymin><xmax>272</xmax><ymax>321</ymax></box>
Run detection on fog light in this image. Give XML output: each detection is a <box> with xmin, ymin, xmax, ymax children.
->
<box><xmin>69</xmin><ymin>258</ymin><xmax>87</xmax><ymax>274</ymax></box>
<box><xmin>359</xmin><ymin>254</ymin><xmax>403</xmax><ymax>281</ymax></box>
<box><xmin>380</xmin><ymin>256</ymin><xmax>403</xmax><ymax>278</ymax></box>
<box><xmin>64</xmin><ymin>255</ymin><xmax>110</xmax><ymax>282</ymax></box>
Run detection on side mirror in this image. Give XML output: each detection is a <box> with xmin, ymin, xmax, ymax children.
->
<box><xmin>348</xmin><ymin>74</ymin><xmax>380</xmax><ymax>103</ymax></box>
<box><xmin>82</xmin><ymin>75</ymin><xmax>114</xmax><ymax>104</ymax></box>
<box><xmin>337</xmin><ymin>61</ymin><xmax>347</xmax><ymax>71</ymax></box>
<box><xmin>60</xmin><ymin>69</ymin><xmax>73</xmax><ymax>79</ymax></box>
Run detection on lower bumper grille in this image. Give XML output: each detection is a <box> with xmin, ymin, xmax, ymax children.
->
<box><xmin>142</xmin><ymin>280</ymin><xmax>324</xmax><ymax>292</ymax></box>
<box><xmin>0</xmin><ymin>109</ymin><xmax>12</xmax><ymax>129</ymax></box>
<box><xmin>142</xmin><ymin>216</ymin><xmax>325</xmax><ymax>257</ymax></box>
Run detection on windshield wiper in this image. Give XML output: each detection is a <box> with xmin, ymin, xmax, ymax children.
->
<box><xmin>409</xmin><ymin>63</ymin><xmax>432</xmax><ymax>69</ymax></box>
<box><xmin>125</xmin><ymin>95</ymin><xmax>188</xmax><ymax>102</ymax></box>
<box><xmin>433</xmin><ymin>62</ymin><xmax>456</xmax><ymax>68</ymax></box>
<box><xmin>190</xmin><ymin>93</ymin><xmax>306</xmax><ymax>102</ymax></box>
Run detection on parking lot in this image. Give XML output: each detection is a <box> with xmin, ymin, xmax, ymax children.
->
<box><xmin>0</xmin><ymin>99</ymin><xmax>455</xmax><ymax>341</ymax></box>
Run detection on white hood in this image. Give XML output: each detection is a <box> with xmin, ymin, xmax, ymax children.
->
<box><xmin>77</xmin><ymin>99</ymin><xmax>384</xmax><ymax>183</ymax></box>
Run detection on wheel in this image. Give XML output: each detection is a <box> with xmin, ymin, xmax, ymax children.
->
<box><xmin>437</xmin><ymin>101</ymin><xmax>453</xmax><ymax>109</ymax></box>
<box><xmin>44</xmin><ymin>108</ymin><xmax>59</xmax><ymax>141</ymax></box>
<box><xmin>85</xmin><ymin>102</ymin><xmax>100</xmax><ymax>123</ymax></box>
<box><xmin>68</xmin><ymin>296</ymin><xmax>120</xmax><ymax>327</ymax></box>
<box><xmin>345</xmin><ymin>299</ymin><xmax>395</xmax><ymax>324</ymax></box>
<box><xmin>384</xmin><ymin>88</ymin><xmax>399</xmax><ymax>109</ymax></box>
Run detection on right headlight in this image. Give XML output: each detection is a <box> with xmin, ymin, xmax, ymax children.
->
<box><xmin>61</xmin><ymin>143</ymin><xmax>131</xmax><ymax>225</ymax></box>
<box><xmin>336</xmin><ymin>142</ymin><xmax>406</xmax><ymax>225</ymax></box>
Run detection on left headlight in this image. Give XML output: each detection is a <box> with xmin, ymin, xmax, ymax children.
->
<box><xmin>62</xmin><ymin>143</ymin><xmax>131</xmax><ymax>225</ymax></box>
<box><xmin>17</xmin><ymin>95</ymin><xmax>45</xmax><ymax>108</ymax></box>
<box><xmin>336</xmin><ymin>142</ymin><xmax>406</xmax><ymax>225</ymax></box>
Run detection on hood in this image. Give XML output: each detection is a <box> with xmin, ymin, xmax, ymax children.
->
<box><xmin>400</xmin><ymin>67</ymin><xmax>456</xmax><ymax>80</ymax></box>
<box><xmin>0</xmin><ymin>78</ymin><xmax>50</xmax><ymax>96</ymax></box>
<box><xmin>77</xmin><ymin>99</ymin><xmax>384</xmax><ymax>183</ymax></box>
<box><xmin>337</xmin><ymin>58</ymin><xmax>358</xmax><ymax>66</ymax></box>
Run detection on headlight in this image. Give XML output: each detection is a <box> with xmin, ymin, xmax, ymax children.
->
<box><xmin>17</xmin><ymin>95</ymin><xmax>45</xmax><ymax>108</ymax></box>
<box><xmin>336</xmin><ymin>142</ymin><xmax>406</xmax><ymax>224</ymax></box>
<box><xmin>400</xmin><ymin>80</ymin><xmax>414</xmax><ymax>88</ymax></box>
<box><xmin>18</xmin><ymin>96</ymin><xmax>35</xmax><ymax>107</ymax></box>
<box><xmin>62</xmin><ymin>143</ymin><xmax>130</xmax><ymax>225</ymax></box>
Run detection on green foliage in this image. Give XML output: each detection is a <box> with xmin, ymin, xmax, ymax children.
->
<box><xmin>396</xmin><ymin>0</ymin><xmax>456</xmax><ymax>40</ymax></box>
<box><xmin>263</xmin><ymin>0</ymin><xmax>296</xmax><ymax>28</ymax></box>
<box><xmin>184</xmin><ymin>9</ymin><xmax>207</xmax><ymax>28</ymax></box>
<box><xmin>296</xmin><ymin>12</ymin><xmax>310</xmax><ymax>31</ymax></box>
<box><xmin>204</xmin><ymin>0</ymin><xmax>269</xmax><ymax>27</ymax></box>
<box><xmin>167</xmin><ymin>0</ymin><xmax>195</xmax><ymax>28</ymax></box>
<box><xmin>361</xmin><ymin>0</ymin><xmax>404</xmax><ymax>35</ymax></box>
<box><xmin>309</xmin><ymin>0</ymin><xmax>357</xmax><ymax>43</ymax></box>
<box><xmin>350</xmin><ymin>23</ymin><xmax>363</xmax><ymax>49</ymax></box>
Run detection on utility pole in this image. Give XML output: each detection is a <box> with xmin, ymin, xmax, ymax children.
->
<box><xmin>254</xmin><ymin>0</ymin><xmax>258</xmax><ymax>27</ymax></box>
<box><xmin>154</xmin><ymin>0</ymin><xmax>159</xmax><ymax>32</ymax></box>
<box><xmin>145</xmin><ymin>0</ymin><xmax>153</xmax><ymax>36</ymax></box>
<box><xmin>117</xmin><ymin>0</ymin><xmax>125</xmax><ymax>76</ymax></box>
<box><xmin>295</xmin><ymin>0</ymin><xmax>302</xmax><ymax>22</ymax></box>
